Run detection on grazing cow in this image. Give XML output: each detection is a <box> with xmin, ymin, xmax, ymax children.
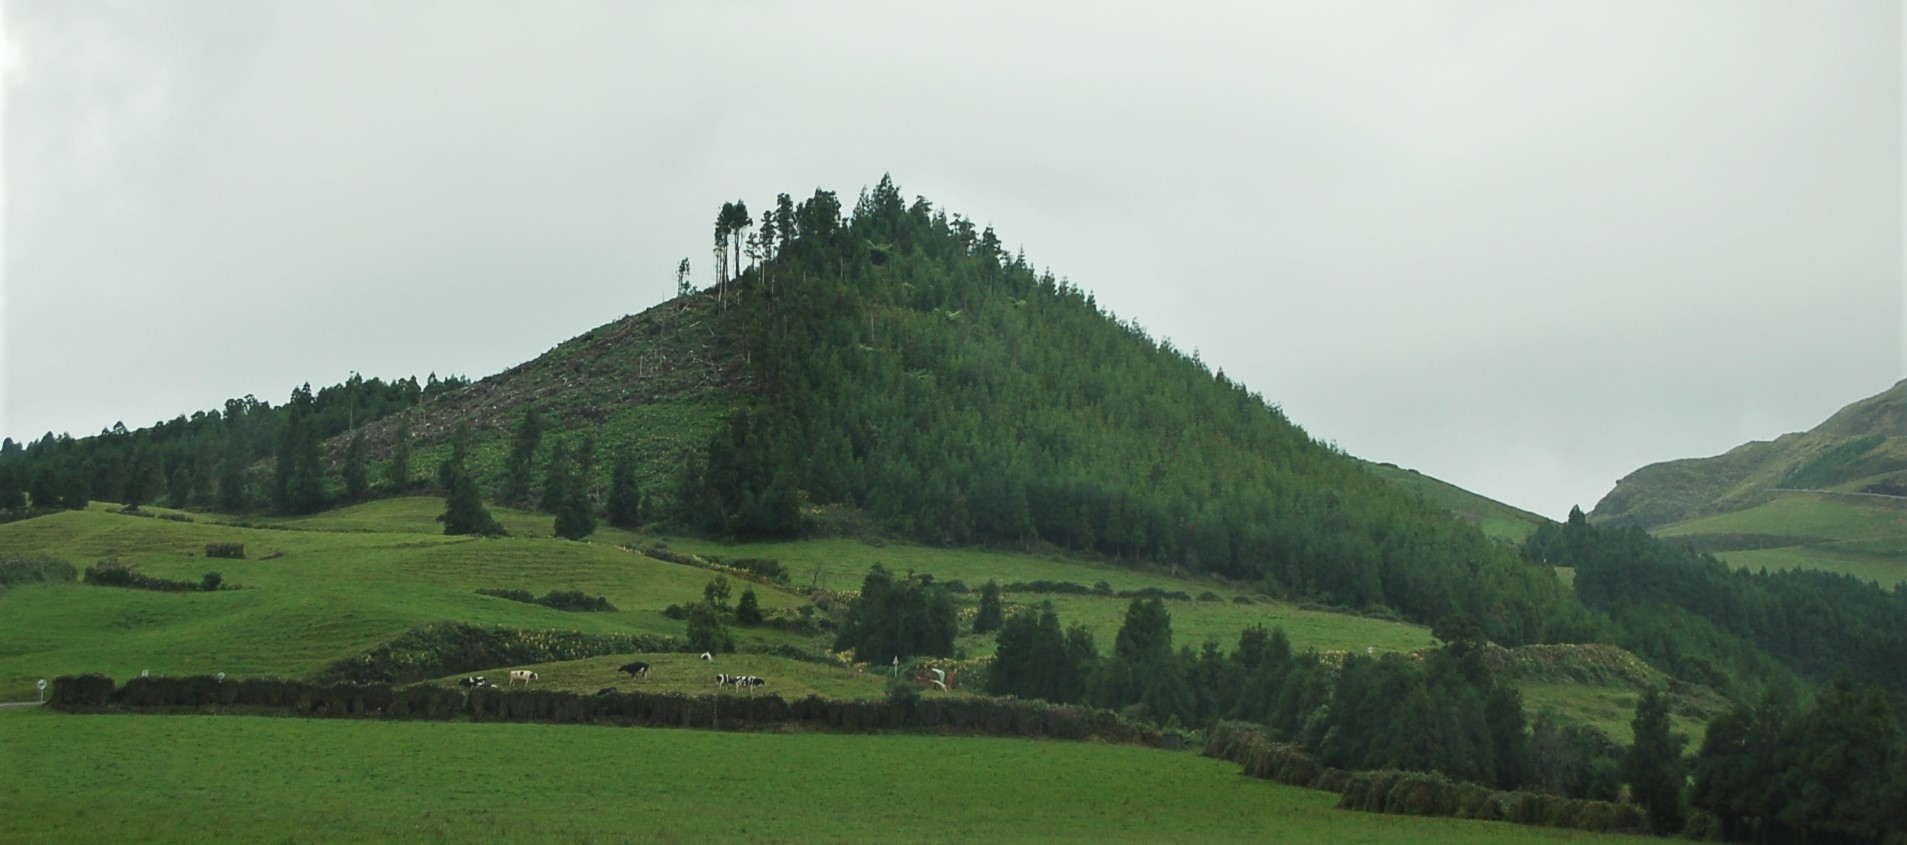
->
<box><xmin>737</xmin><ymin>675</ymin><xmax>764</xmax><ymax>688</ymax></box>
<box><xmin>458</xmin><ymin>675</ymin><xmax>487</xmax><ymax>689</ymax></box>
<box><xmin>618</xmin><ymin>661</ymin><xmax>651</xmax><ymax>679</ymax></box>
<box><xmin>508</xmin><ymin>669</ymin><xmax>538</xmax><ymax>687</ymax></box>
<box><xmin>715</xmin><ymin>673</ymin><xmax>732</xmax><ymax>686</ymax></box>
<box><xmin>699</xmin><ymin>652</ymin><xmax>714</xmax><ymax>661</ymax></box>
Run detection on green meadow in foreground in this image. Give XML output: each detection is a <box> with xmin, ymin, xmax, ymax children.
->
<box><xmin>0</xmin><ymin>709</ymin><xmax>1635</xmax><ymax>845</ymax></box>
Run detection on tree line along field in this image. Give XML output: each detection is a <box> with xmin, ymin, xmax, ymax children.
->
<box><xmin>0</xmin><ymin>708</ymin><xmax>1638</xmax><ymax>845</ymax></box>
<box><xmin>0</xmin><ymin>496</ymin><xmax>1662</xmax><ymax>751</ymax></box>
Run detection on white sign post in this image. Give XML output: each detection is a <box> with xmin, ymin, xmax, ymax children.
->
<box><xmin>36</xmin><ymin>679</ymin><xmax>47</xmax><ymax>704</ymax></box>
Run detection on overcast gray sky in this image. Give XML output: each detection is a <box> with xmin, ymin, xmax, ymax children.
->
<box><xmin>4</xmin><ymin>1</ymin><xmax>1901</xmax><ymax>520</ymax></box>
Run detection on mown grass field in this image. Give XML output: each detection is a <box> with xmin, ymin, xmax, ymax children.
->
<box><xmin>0</xmin><ymin>501</ymin><xmax>812</xmax><ymax>699</ymax></box>
<box><xmin>0</xmin><ymin>709</ymin><xmax>1637</xmax><ymax>845</ymax></box>
<box><xmin>0</xmin><ymin>497</ymin><xmax>1449</xmax><ymax>699</ymax></box>
<box><xmin>0</xmin><ymin>496</ymin><xmax>1678</xmax><ymax>746</ymax></box>
<box><xmin>1653</xmin><ymin>493</ymin><xmax>1907</xmax><ymax>586</ymax></box>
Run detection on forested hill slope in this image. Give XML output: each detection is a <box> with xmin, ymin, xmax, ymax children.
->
<box><xmin>666</xmin><ymin>177</ymin><xmax>1578</xmax><ymax>645</ymax></box>
<box><xmin>1590</xmin><ymin>379</ymin><xmax>1907</xmax><ymax>529</ymax></box>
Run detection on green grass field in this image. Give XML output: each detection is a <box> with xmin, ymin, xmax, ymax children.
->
<box><xmin>1653</xmin><ymin>493</ymin><xmax>1907</xmax><ymax>586</ymax></box>
<box><xmin>0</xmin><ymin>498</ymin><xmax>1451</xmax><ymax>699</ymax></box>
<box><xmin>0</xmin><ymin>501</ymin><xmax>813</xmax><ymax>699</ymax></box>
<box><xmin>0</xmin><ymin>496</ymin><xmax>1671</xmax><ymax>747</ymax></box>
<box><xmin>0</xmin><ymin>709</ymin><xmax>1636</xmax><ymax>845</ymax></box>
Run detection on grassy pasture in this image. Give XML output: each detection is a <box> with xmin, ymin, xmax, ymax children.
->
<box><xmin>976</xmin><ymin>594</ymin><xmax>1435</xmax><ymax>658</ymax></box>
<box><xmin>1656</xmin><ymin>493</ymin><xmax>1907</xmax><ymax>544</ymax></box>
<box><xmin>1653</xmin><ymin>493</ymin><xmax>1907</xmax><ymax>586</ymax></box>
<box><xmin>442</xmin><ymin>651</ymin><xmax>894</xmax><ymax>701</ymax></box>
<box><xmin>0</xmin><ymin>709</ymin><xmax>1634</xmax><ymax>845</ymax></box>
<box><xmin>0</xmin><ymin>503</ymin><xmax>816</xmax><ymax>699</ymax></box>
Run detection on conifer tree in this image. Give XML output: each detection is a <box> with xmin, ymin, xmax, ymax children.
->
<box><xmin>606</xmin><ymin>450</ymin><xmax>642</xmax><ymax>529</ymax></box>
<box><xmin>167</xmin><ymin>463</ymin><xmax>194</xmax><ymax>509</ymax></box>
<box><xmin>217</xmin><ymin>437</ymin><xmax>251</xmax><ymax>512</ymax></box>
<box><xmin>500</xmin><ymin>408</ymin><xmax>542</xmax><ymax>506</ymax></box>
<box><xmin>1624</xmin><ymin>687</ymin><xmax>1688</xmax><ymax>835</ymax></box>
<box><xmin>121</xmin><ymin>445</ymin><xmax>161</xmax><ymax>509</ymax></box>
<box><xmin>973</xmin><ymin>580</ymin><xmax>1004</xmax><ymax>634</ymax></box>
<box><xmin>342</xmin><ymin>430</ymin><xmax>369</xmax><ymax>500</ymax></box>
<box><xmin>386</xmin><ymin>415</ymin><xmax>413</xmax><ymax>491</ymax></box>
<box><xmin>686</xmin><ymin>601</ymin><xmax>733</xmax><ymax>653</ymax></box>
<box><xmin>552</xmin><ymin>465</ymin><xmax>596</xmax><ymax>541</ymax></box>
<box><xmin>735</xmin><ymin>585</ymin><xmax>762</xmax><ymax>626</ymax></box>
<box><xmin>540</xmin><ymin>439</ymin><xmax>573</xmax><ymax>515</ymax></box>
<box><xmin>440</xmin><ymin>422</ymin><xmax>501</xmax><ymax>536</ymax></box>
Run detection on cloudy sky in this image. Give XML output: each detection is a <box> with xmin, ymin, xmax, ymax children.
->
<box><xmin>4</xmin><ymin>2</ymin><xmax>1901</xmax><ymax>520</ymax></box>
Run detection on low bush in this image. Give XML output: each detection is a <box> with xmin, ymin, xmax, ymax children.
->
<box><xmin>477</xmin><ymin>588</ymin><xmax>617</xmax><ymax>612</ymax></box>
<box><xmin>204</xmin><ymin>543</ymin><xmax>246</xmax><ymax>560</ymax></box>
<box><xmin>83</xmin><ymin>559</ymin><xmax>211</xmax><ymax>592</ymax></box>
<box><xmin>0</xmin><ymin>554</ymin><xmax>76</xmax><ymax>590</ymax></box>
<box><xmin>999</xmin><ymin>580</ymin><xmax>1091</xmax><ymax>595</ymax></box>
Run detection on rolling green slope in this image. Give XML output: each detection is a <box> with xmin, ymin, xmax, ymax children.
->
<box><xmin>1592</xmin><ymin>379</ymin><xmax>1907</xmax><ymax>530</ymax></box>
<box><xmin>1587</xmin><ymin>380</ymin><xmax>1907</xmax><ymax>585</ymax></box>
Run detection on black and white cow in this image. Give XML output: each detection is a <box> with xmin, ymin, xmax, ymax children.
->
<box><xmin>508</xmin><ymin>669</ymin><xmax>539</xmax><ymax>687</ymax></box>
<box><xmin>618</xmin><ymin>661</ymin><xmax>651</xmax><ymax>679</ymax></box>
<box><xmin>458</xmin><ymin>676</ymin><xmax>487</xmax><ymax>689</ymax></box>
<box><xmin>699</xmin><ymin>652</ymin><xmax>714</xmax><ymax>661</ymax></box>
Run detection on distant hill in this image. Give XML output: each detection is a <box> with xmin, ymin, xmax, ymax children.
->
<box><xmin>1591</xmin><ymin>379</ymin><xmax>1907</xmax><ymax>530</ymax></box>
<box><xmin>1361</xmin><ymin>461</ymin><xmax>1549</xmax><ymax>542</ymax></box>
<box><xmin>1589</xmin><ymin>379</ymin><xmax>1907</xmax><ymax>586</ymax></box>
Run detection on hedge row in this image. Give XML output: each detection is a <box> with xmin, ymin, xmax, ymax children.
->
<box><xmin>51</xmin><ymin>674</ymin><xmax>465</xmax><ymax>720</ymax></box>
<box><xmin>49</xmin><ymin>674</ymin><xmax>1162</xmax><ymax>746</ymax></box>
<box><xmin>1201</xmin><ymin>723</ymin><xmax>1645</xmax><ymax>835</ymax></box>
<box><xmin>475</xmin><ymin>588</ymin><xmax>617</xmax><ymax>613</ymax></box>
<box><xmin>0</xmin><ymin>554</ymin><xmax>76</xmax><ymax>590</ymax></box>
<box><xmin>639</xmin><ymin>545</ymin><xmax>789</xmax><ymax>585</ymax></box>
<box><xmin>83</xmin><ymin>560</ymin><xmax>225</xmax><ymax>592</ymax></box>
<box><xmin>316</xmin><ymin>623</ymin><xmax>685</xmax><ymax>685</ymax></box>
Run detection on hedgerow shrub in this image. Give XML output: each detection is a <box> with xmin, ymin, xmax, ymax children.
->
<box><xmin>477</xmin><ymin>588</ymin><xmax>617</xmax><ymax>612</ymax></box>
<box><xmin>49</xmin><ymin>674</ymin><xmax>115</xmax><ymax>708</ymax></box>
<box><xmin>318</xmin><ymin>623</ymin><xmax>684</xmax><ymax>685</ymax></box>
<box><xmin>204</xmin><ymin>543</ymin><xmax>246</xmax><ymax>560</ymax></box>
<box><xmin>0</xmin><ymin>554</ymin><xmax>77</xmax><ymax>589</ymax></box>
<box><xmin>83</xmin><ymin>560</ymin><xmax>205</xmax><ymax>592</ymax></box>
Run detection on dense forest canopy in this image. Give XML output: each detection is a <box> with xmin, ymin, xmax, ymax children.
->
<box><xmin>672</xmin><ymin>176</ymin><xmax>1581</xmax><ymax>646</ymax></box>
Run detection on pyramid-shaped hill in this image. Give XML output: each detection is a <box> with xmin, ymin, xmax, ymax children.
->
<box><xmin>404</xmin><ymin>178</ymin><xmax>1571</xmax><ymax>643</ymax></box>
<box><xmin>6</xmin><ymin>178</ymin><xmax>1579</xmax><ymax>645</ymax></box>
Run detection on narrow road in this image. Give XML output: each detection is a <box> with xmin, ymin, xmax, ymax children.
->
<box><xmin>0</xmin><ymin>701</ymin><xmax>44</xmax><ymax>709</ymax></box>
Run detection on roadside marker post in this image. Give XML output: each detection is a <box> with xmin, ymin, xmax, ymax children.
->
<box><xmin>37</xmin><ymin>679</ymin><xmax>47</xmax><ymax>704</ymax></box>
